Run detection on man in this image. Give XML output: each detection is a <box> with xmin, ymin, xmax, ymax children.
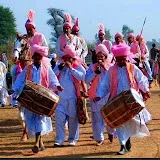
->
<box><xmin>11</xmin><ymin>44</ymin><xmax>62</xmax><ymax>153</ymax></box>
<box><xmin>127</xmin><ymin>33</ymin><xmax>141</xmax><ymax>66</ymax></box>
<box><xmin>55</xmin><ymin>13</ymin><xmax>82</xmax><ymax>59</ymax></box>
<box><xmin>96</xmin><ymin>23</ymin><xmax>112</xmax><ymax>53</ymax></box>
<box><xmin>112</xmin><ymin>33</ymin><xmax>126</xmax><ymax>46</ymax></box>
<box><xmin>136</xmin><ymin>35</ymin><xmax>153</xmax><ymax>84</ymax></box>
<box><xmin>150</xmin><ymin>43</ymin><xmax>159</xmax><ymax>75</ymax></box>
<box><xmin>94</xmin><ymin>44</ymin><xmax>151</xmax><ymax>155</ymax></box>
<box><xmin>53</xmin><ymin>45</ymin><xmax>85</xmax><ymax>147</ymax></box>
<box><xmin>85</xmin><ymin>44</ymin><xmax>115</xmax><ymax>146</ymax></box>
<box><xmin>71</xmin><ymin>18</ymin><xmax>88</xmax><ymax>63</ymax></box>
<box><xmin>0</xmin><ymin>60</ymin><xmax>7</xmax><ymax>107</ymax></box>
<box><xmin>25</xmin><ymin>10</ymin><xmax>48</xmax><ymax>49</ymax></box>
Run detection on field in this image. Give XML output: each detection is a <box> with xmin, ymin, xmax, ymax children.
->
<box><xmin>0</xmin><ymin>86</ymin><xmax>160</xmax><ymax>158</ymax></box>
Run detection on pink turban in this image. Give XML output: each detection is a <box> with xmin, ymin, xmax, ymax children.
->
<box><xmin>25</xmin><ymin>10</ymin><xmax>36</xmax><ymax>29</ymax></box>
<box><xmin>72</xmin><ymin>18</ymin><xmax>80</xmax><ymax>31</ymax></box>
<box><xmin>111</xmin><ymin>44</ymin><xmax>136</xmax><ymax>63</ymax></box>
<box><xmin>31</xmin><ymin>44</ymin><xmax>48</xmax><ymax>57</ymax></box>
<box><xmin>95</xmin><ymin>44</ymin><xmax>109</xmax><ymax>56</ymax></box>
<box><xmin>98</xmin><ymin>23</ymin><xmax>105</xmax><ymax>35</ymax></box>
<box><xmin>115</xmin><ymin>32</ymin><xmax>123</xmax><ymax>39</ymax></box>
<box><xmin>127</xmin><ymin>33</ymin><xmax>135</xmax><ymax>39</ymax></box>
<box><xmin>63</xmin><ymin>13</ymin><xmax>72</xmax><ymax>29</ymax></box>
<box><xmin>111</xmin><ymin>44</ymin><xmax>130</xmax><ymax>57</ymax></box>
<box><xmin>63</xmin><ymin>45</ymin><xmax>82</xmax><ymax>67</ymax></box>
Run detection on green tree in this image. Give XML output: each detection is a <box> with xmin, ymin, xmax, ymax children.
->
<box><xmin>47</xmin><ymin>8</ymin><xmax>75</xmax><ymax>46</ymax></box>
<box><xmin>95</xmin><ymin>28</ymin><xmax>112</xmax><ymax>42</ymax></box>
<box><xmin>122</xmin><ymin>25</ymin><xmax>134</xmax><ymax>41</ymax></box>
<box><xmin>0</xmin><ymin>6</ymin><xmax>16</xmax><ymax>45</ymax></box>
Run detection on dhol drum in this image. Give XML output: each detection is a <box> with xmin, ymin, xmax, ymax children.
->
<box><xmin>17</xmin><ymin>81</ymin><xmax>59</xmax><ymax>116</ymax></box>
<box><xmin>101</xmin><ymin>88</ymin><xmax>145</xmax><ymax>128</ymax></box>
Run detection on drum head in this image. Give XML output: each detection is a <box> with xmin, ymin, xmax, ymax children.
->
<box><xmin>130</xmin><ymin>88</ymin><xmax>145</xmax><ymax>107</ymax></box>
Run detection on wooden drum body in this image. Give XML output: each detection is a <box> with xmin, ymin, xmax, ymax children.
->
<box><xmin>17</xmin><ymin>81</ymin><xmax>59</xmax><ymax>116</ymax></box>
<box><xmin>101</xmin><ymin>88</ymin><xmax>145</xmax><ymax>128</ymax></box>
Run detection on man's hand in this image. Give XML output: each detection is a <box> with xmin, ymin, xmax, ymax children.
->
<box><xmin>57</xmin><ymin>85</ymin><xmax>64</xmax><ymax>92</ymax></box>
<box><xmin>93</xmin><ymin>97</ymin><xmax>101</xmax><ymax>103</ymax></box>
<box><xmin>65</xmin><ymin>61</ymin><xmax>72</xmax><ymax>69</ymax></box>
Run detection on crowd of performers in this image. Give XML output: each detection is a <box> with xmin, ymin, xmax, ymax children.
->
<box><xmin>0</xmin><ymin>10</ymin><xmax>160</xmax><ymax>155</ymax></box>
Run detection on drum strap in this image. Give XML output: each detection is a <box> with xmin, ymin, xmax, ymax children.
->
<box><xmin>26</xmin><ymin>64</ymin><xmax>49</xmax><ymax>88</ymax></box>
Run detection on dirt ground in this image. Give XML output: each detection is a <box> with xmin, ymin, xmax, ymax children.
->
<box><xmin>0</xmin><ymin>86</ymin><xmax>160</xmax><ymax>158</ymax></box>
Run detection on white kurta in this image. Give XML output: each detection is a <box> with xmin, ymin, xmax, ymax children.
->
<box><xmin>96</xmin><ymin>64</ymin><xmax>151</xmax><ymax>145</ymax></box>
<box><xmin>0</xmin><ymin>61</ymin><xmax>8</xmax><ymax>105</ymax></box>
<box><xmin>85</xmin><ymin>64</ymin><xmax>115</xmax><ymax>141</ymax></box>
<box><xmin>53</xmin><ymin>64</ymin><xmax>85</xmax><ymax>144</ymax></box>
<box><xmin>55</xmin><ymin>34</ymin><xmax>82</xmax><ymax>58</ymax></box>
<box><xmin>12</xmin><ymin>64</ymin><xmax>60</xmax><ymax>137</ymax></box>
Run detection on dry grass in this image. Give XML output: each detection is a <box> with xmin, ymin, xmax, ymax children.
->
<box><xmin>0</xmin><ymin>86</ymin><xmax>160</xmax><ymax>158</ymax></box>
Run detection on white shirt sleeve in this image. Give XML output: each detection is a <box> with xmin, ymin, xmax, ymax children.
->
<box><xmin>55</xmin><ymin>38</ymin><xmax>64</xmax><ymax>58</ymax></box>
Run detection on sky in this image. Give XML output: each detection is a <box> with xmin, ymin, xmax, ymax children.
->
<box><xmin>0</xmin><ymin>0</ymin><xmax>160</xmax><ymax>46</ymax></box>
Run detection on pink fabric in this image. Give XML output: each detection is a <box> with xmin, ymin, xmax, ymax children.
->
<box><xmin>16</xmin><ymin>61</ymin><xmax>22</xmax><ymax>77</ymax></box>
<box><xmin>130</xmin><ymin>41</ymin><xmax>139</xmax><ymax>54</ymax></box>
<box><xmin>88</xmin><ymin>61</ymin><xmax>111</xmax><ymax>99</ymax></box>
<box><xmin>112</xmin><ymin>44</ymin><xmax>136</xmax><ymax>63</ymax></box>
<box><xmin>139</xmin><ymin>43</ymin><xmax>147</xmax><ymax>56</ymax></box>
<box><xmin>59</xmin><ymin>34</ymin><xmax>67</xmax><ymax>52</ymax></box>
<box><xmin>111</xmin><ymin>44</ymin><xmax>130</xmax><ymax>57</ymax></box>
<box><xmin>127</xmin><ymin>33</ymin><xmax>135</xmax><ymax>39</ymax></box>
<box><xmin>26</xmin><ymin>64</ymin><xmax>49</xmax><ymax>88</ymax></box>
<box><xmin>31</xmin><ymin>44</ymin><xmax>48</xmax><ymax>57</ymax></box>
<box><xmin>95</xmin><ymin>44</ymin><xmax>109</xmax><ymax>56</ymax></box>
<box><xmin>72</xmin><ymin>18</ymin><xmax>79</xmax><ymax>31</ymax></box>
<box><xmin>30</xmin><ymin>44</ymin><xmax>49</xmax><ymax>87</ymax></box>
<box><xmin>25</xmin><ymin>10</ymin><xmax>36</xmax><ymax>29</ymax></box>
<box><xmin>63</xmin><ymin>45</ymin><xmax>82</xmax><ymax>68</ymax></box>
<box><xmin>63</xmin><ymin>13</ymin><xmax>72</xmax><ymax>28</ymax></box>
<box><xmin>29</xmin><ymin>32</ymin><xmax>43</xmax><ymax>46</ymax></box>
<box><xmin>109</xmin><ymin>63</ymin><xmax>138</xmax><ymax>99</ymax></box>
<box><xmin>115</xmin><ymin>32</ymin><xmax>123</xmax><ymax>38</ymax></box>
<box><xmin>96</xmin><ymin>40</ymin><xmax>110</xmax><ymax>52</ymax></box>
<box><xmin>98</xmin><ymin>23</ymin><xmax>105</xmax><ymax>35</ymax></box>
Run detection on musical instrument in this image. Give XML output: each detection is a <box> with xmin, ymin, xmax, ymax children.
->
<box><xmin>17</xmin><ymin>81</ymin><xmax>59</xmax><ymax>116</ymax></box>
<box><xmin>95</xmin><ymin>59</ymin><xmax>102</xmax><ymax>74</ymax></box>
<box><xmin>101</xmin><ymin>88</ymin><xmax>145</xmax><ymax>128</ymax></box>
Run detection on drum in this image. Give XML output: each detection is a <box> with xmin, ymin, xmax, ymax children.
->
<box><xmin>17</xmin><ymin>81</ymin><xmax>59</xmax><ymax>116</ymax></box>
<box><xmin>101</xmin><ymin>88</ymin><xmax>145</xmax><ymax>128</ymax></box>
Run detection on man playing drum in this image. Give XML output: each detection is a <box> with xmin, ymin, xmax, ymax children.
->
<box><xmin>53</xmin><ymin>45</ymin><xmax>86</xmax><ymax>147</ymax></box>
<box><xmin>85</xmin><ymin>44</ymin><xmax>115</xmax><ymax>146</ymax></box>
<box><xmin>94</xmin><ymin>44</ymin><xmax>151</xmax><ymax>155</ymax></box>
<box><xmin>11</xmin><ymin>44</ymin><xmax>62</xmax><ymax>153</ymax></box>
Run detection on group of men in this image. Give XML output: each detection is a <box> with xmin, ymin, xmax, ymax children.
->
<box><xmin>8</xmin><ymin>10</ymin><xmax>153</xmax><ymax>155</ymax></box>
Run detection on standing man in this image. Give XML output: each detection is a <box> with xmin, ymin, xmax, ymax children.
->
<box><xmin>55</xmin><ymin>13</ymin><xmax>82</xmax><ymax>59</ymax></box>
<box><xmin>0</xmin><ymin>60</ymin><xmax>7</xmax><ymax>107</ymax></box>
<box><xmin>94</xmin><ymin>44</ymin><xmax>151</xmax><ymax>155</ymax></box>
<box><xmin>25</xmin><ymin>10</ymin><xmax>48</xmax><ymax>49</ymax></box>
<box><xmin>149</xmin><ymin>43</ymin><xmax>159</xmax><ymax>75</ymax></box>
<box><xmin>11</xmin><ymin>44</ymin><xmax>62</xmax><ymax>153</ymax></box>
<box><xmin>95</xmin><ymin>24</ymin><xmax>112</xmax><ymax>53</ymax></box>
<box><xmin>136</xmin><ymin>35</ymin><xmax>153</xmax><ymax>84</ymax></box>
<box><xmin>53</xmin><ymin>45</ymin><xmax>85</xmax><ymax>147</ymax></box>
<box><xmin>72</xmin><ymin>18</ymin><xmax>88</xmax><ymax>63</ymax></box>
<box><xmin>127</xmin><ymin>33</ymin><xmax>141</xmax><ymax>66</ymax></box>
<box><xmin>112</xmin><ymin>33</ymin><xmax>126</xmax><ymax>46</ymax></box>
<box><xmin>85</xmin><ymin>44</ymin><xmax>115</xmax><ymax>146</ymax></box>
